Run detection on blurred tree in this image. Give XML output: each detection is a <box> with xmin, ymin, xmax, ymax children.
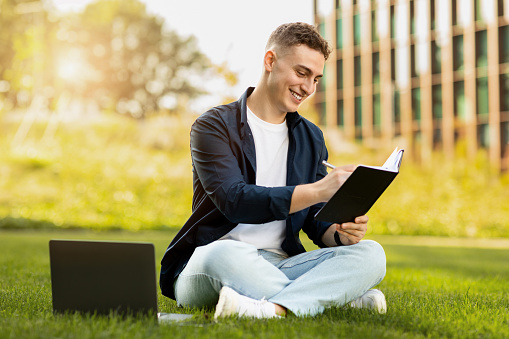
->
<box><xmin>0</xmin><ymin>0</ymin><xmax>235</xmax><ymax>118</ymax></box>
<box><xmin>56</xmin><ymin>0</ymin><xmax>212</xmax><ymax>117</ymax></box>
<box><xmin>0</xmin><ymin>0</ymin><xmax>53</xmax><ymax>110</ymax></box>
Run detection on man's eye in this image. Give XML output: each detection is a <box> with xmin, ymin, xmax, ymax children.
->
<box><xmin>297</xmin><ymin>71</ymin><xmax>305</xmax><ymax>77</ymax></box>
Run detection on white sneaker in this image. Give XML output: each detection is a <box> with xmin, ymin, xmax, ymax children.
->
<box><xmin>214</xmin><ymin>286</ymin><xmax>279</xmax><ymax>319</ymax></box>
<box><xmin>350</xmin><ymin>289</ymin><xmax>387</xmax><ymax>314</ymax></box>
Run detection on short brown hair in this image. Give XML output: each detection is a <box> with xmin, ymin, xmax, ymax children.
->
<box><xmin>266</xmin><ymin>22</ymin><xmax>332</xmax><ymax>60</ymax></box>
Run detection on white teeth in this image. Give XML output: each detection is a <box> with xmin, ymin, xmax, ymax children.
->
<box><xmin>291</xmin><ymin>90</ymin><xmax>302</xmax><ymax>101</ymax></box>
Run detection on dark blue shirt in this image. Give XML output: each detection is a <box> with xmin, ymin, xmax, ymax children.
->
<box><xmin>160</xmin><ymin>88</ymin><xmax>333</xmax><ymax>300</ymax></box>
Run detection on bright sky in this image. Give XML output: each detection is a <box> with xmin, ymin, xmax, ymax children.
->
<box><xmin>51</xmin><ymin>0</ymin><xmax>315</xmax><ymax>111</ymax></box>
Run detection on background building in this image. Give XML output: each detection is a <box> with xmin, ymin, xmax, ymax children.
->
<box><xmin>314</xmin><ymin>0</ymin><xmax>509</xmax><ymax>170</ymax></box>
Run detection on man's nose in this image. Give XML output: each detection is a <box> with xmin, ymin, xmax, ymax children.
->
<box><xmin>301</xmin><ymin>78</ymin><xmax>314</xmax><ymax>96</ymax></box>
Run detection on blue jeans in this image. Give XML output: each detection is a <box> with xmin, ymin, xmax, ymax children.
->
<box><xmin>174</xmin><ymin>239</ymin><xmax>386</xmax><ymax>316</ymax></box>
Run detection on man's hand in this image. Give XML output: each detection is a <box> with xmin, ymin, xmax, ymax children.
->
<box><xmin>315</xmin><ymin>165</ymin><xmax>356</xmax><ymax>202</ymax></box>
<box><xmin>335</xmin><ymin>215</ymin><xmax>368</xmax><ymax>245</ymax></box>
<box><xmin>289</xmin><ymin>164</ymin><xmax>356</xmax><ymax>214</ymax></box>
<box><xmin>321</xmin><ymin>215</ymin><xmax>368</xmax><ymax>246</ymax></box>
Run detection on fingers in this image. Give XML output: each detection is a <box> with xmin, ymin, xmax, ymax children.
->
<box><xmin>334</xmin><ymin>215</ymin><xmax>368</xmax><ymax>245</ymax></box>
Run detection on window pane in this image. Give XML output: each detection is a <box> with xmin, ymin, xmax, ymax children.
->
<box><xmin>411</xmin><ymin>44</ymin><xmax>418</xmax><ymax>77</ymax></box>
<box><xmin>453</xmin><ymin>35</ymin><xmax>464</xmax><ymax>71</ymax></box>
<box><xmin>500</xmin><ymin>26</ymin><xmax>509</xmax><ymax>64</ymax></box>
<box><xmin>337</xmin><ymin>59</ymin><xmax>343</xmax><ymax>90</ymax></box>
<box><xmin>337</xmin><ymin>18</ymin><xmax>343</xmax><ymax>49</ymax></box>
<box><xmin>355</xmin><ymin>96</ymin><xmax>362</xmax><ymax>140</ymax></box>
<box><xmin>373</xmin><ymin>93</ymin><xmax>381</xmax><ymax>127</ymax></box>
<box><xmin>372</xmin><ymin>52</ymin><xmax>380</xmax><ymax>84</ymax></box>
<box><xmin>337</xmin><ymin>99</ymin><xmax>344</xmax><ymax>126</ymax></box>
<box><xmin>371</xmin><ymin>10</ymin><xmax>378</xmax><ymax>42</ymax></box>
<box><xmin>478</xmin><ymin>124</ymin><xmax>489</xmax><ymax>148</ymax></box>
<box><xmin>454</xmin><ymin>81</ymin><xmax>466</xmax><ymax>121</ymax></box>
<box><xmin>432</xmin><ymin>40</ymin><xmax>441</xmax><ymax>74</ymax></box>
<box><xmin>354</xmin><ymin>56</ymin><xmax>362</xmax><ymax>87</ymax></box>
<box><xmin>432</xmin><ymin>84</ymin><xmax>442</xmax><ymax>119</ymax></box>
<box><xmin>319</xmin><ymin>64</ymin><xmax>327</xmax><ymax>92</ymax></box>
<box><xmin>410</xmin><ymin>0</ymin><xmax>416</xmax><ymax>34</ymax></box>
<box><xmin>391</xmin><ymin>48</ymin><xmax>396</xmax><ymax>81</ymax></box>
<box><xmin>476</xmin><ymin>30</ymin><xmax>488</xmax><ymax>68</ymax></box>
<box><xmin>476</xmin><ymin>77</ymin><xmax>489</xmax><ymax>115</ymax></box>
<box><xmin>500</xmin><ymin>73</ymin><xmax>509</xmax><ymax>112</ymax></box>
<box><xmin>430</xmin><ymin>0</ymin><xmax>436</xmax><ymax>30</ymax></box>
<box><xmin>355</xmin><ymin>96</ymin><xmax>362</xmax><ymax>126</ymax></box>
<box><xmin>412</xmin><ymin>87</ymin><xmax>421</xmax><ymax>122</ymax></box>
<box><xmin>394</xmin><ymin>90</ymin><xmax>401</xmax><ymax>123</ymax></box>
<box><xmin>318</xmin><ymin>102</ymin><xmax>326</xmax><ymax>125</ymax></box>
<box><xmin>318</xmin><ymin>22</ymin><xmax>326</xmax><ymax>39</ymax></box>
<box><xmin>390</xmin><ymin>5</ymin><xmax>395</xmax><ymax>39</ymax></box>
<box><xmin>452</xmin><ymin>0</ymin><xmax>458</xmax><ymax>26</ymax></box>
<box><xmin>503</xmin><ymin>122</ymin><xmax>509</xmax><ymax>145</ymax></box>
<box><xmin>354</xmin><ymin>14</ymin><xmax>361</xmax><ymax>46</ymax></box>
<box><xmin>474</xmin><ymin>0</ymin><xmax>484</xmax><ymax>22</ymax></box>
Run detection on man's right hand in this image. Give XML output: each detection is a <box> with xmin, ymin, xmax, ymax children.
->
<box><xmin>314</xmin><ymin>165</ymin><xmax>356</xmax><ymax>202</ymax></box>
<box><xmin>289</xmin><ymin>164</ymin><xmax>356</xmax><ymax>214</ymax></box>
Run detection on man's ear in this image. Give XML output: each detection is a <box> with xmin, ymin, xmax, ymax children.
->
<box><xmin>263</xmin><ymin>50</ymin><xmax>277</xmax><ymax>72</ymax></box>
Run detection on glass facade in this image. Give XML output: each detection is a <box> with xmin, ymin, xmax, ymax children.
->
<box><xmin>314</xmin><ymin>0</ymin><xmax>509</xmax><ymax>171</ymax></box>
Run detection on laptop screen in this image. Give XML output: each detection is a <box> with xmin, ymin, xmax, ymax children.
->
<box><xmin>49</xmin><ymin>240</ymin><xmax>158</xmax><ymax>316</ymax></box>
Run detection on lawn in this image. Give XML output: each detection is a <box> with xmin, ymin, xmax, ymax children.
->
<box><xmin>1</xmin><ymin>230</ymin><xmax>508</xmax><ymax>339</ymax></box>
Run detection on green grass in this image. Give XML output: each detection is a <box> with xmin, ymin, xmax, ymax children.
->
<box><xmin>1</xmin><ymin>230</ymin><xmax>508</xmax><ymax>338</ymax></box>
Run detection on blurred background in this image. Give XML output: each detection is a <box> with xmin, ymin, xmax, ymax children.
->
<box><xmin>0</xmin><ymin>0</ymin><xmax>508</xmax><ymax>239</ymax></box>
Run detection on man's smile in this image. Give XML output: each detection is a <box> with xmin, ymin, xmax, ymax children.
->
<box><xmin>290</xmin><ymin>89</ymin><xmax>304</xmax><ymax>101</ymax></box>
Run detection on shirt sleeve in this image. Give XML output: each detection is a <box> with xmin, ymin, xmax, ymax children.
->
<box><xmin>190</xmin><ymin>110</ymin><xmax>295</xmax><ymax>224</ymax></box>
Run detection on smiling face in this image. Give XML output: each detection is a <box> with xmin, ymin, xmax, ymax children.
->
<box><xmin>265</xmin><ymin>44</ymin><xmax>325</xmax><ymax>115</ymax></box>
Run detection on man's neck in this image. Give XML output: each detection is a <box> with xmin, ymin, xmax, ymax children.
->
<box><xmin>247</xmin><ymin>86</ymin><xmax>287</xmax><ymax>124</ymax></box>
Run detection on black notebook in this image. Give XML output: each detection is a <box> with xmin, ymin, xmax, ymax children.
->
<box><xmin>314</xmin><ymin>147</ymin><xmax>404</xmax><ymax>224</ymax></box>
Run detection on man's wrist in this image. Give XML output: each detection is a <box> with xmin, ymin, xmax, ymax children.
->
<box><xmin>334</xmin><ymin>230</ymin><xmax>345</xmax><ymax>246</ymax></box>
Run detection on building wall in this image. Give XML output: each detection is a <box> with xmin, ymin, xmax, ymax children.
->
<box><xmin>314</xmin><ymin>0</ymin><xmax>509</xmax><ymax>171</ymax></box>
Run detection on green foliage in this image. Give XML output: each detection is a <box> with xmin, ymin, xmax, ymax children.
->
<box><xmin>1</xmin><ymin>230</ymin><xmax>508</xmax><ymax>338</ymax></box>
<box><xmin>0</xmin><ymin>114</ymin><xmax>193</xmax><ymax>230</ymax></box>
<box><xmin>2</xmin><ymin>112</ymin><xmax>509</xmax><ymax>238</ymax></box>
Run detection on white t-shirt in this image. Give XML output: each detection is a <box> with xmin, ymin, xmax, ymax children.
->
<box><xmin>220</xmin><ymin>107</ymin><xmax>289</xmax><ymax>254</ymax></box>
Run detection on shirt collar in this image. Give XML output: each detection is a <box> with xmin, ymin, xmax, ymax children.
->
<box><xmin>239</xmin><ymin>87</ymin><xmax>302</xmax><ymax>138</ymax></box>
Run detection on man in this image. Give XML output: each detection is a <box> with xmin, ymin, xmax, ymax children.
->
<box><xmin>160</xmin><ymin>22</ymin><xmax>386</xmax><ymax>318</ymax></box>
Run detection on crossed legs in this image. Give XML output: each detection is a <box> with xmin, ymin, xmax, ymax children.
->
<box><xmin>174</xmin><ymin>239</ymin><xmax>386</xmax><ymax>316</ymax></box>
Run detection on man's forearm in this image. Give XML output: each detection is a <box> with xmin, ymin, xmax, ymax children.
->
<box><xmin>289</xmin><ymin>183</ymin><xmax>322</xmax><ymax>214</ymax></box>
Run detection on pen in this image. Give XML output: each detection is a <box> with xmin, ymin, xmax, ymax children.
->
<box><xmin>322</xmin><ymin>160</ymin><xmax>336</xmax><ymax>169</ymax></box>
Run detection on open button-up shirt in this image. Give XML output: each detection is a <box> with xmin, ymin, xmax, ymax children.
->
<box><xmin>160</xmin><ymin>87</ymin><xmax>333</xmax><ymax>300</ymax></box>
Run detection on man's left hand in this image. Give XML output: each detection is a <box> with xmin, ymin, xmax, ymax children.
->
<box><xmin>335</xmin><ymin>215</ymin><xmax>368</xmax><ymax>245</ymax></box>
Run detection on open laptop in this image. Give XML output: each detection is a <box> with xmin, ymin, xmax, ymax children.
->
<box><xmin>49</xmin><ymin>239</ymin><xmax>192</xmax><ymax>323</ymax></box>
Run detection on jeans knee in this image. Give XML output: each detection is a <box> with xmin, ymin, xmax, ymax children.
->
<box><xmin>360</xmin><ymin>240</ymin><xmax>386</xmax><ymax>278</ymax></box>
<box><xmin>192</xmin><ymin>240</ymin><xmax>257</xmax><ymax>274</ymax></box>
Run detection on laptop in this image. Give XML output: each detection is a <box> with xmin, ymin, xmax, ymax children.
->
<box><xmin>49</xmin><ymin>239</ymin><xmax>192</xmax><ymax>323</ymax></box>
